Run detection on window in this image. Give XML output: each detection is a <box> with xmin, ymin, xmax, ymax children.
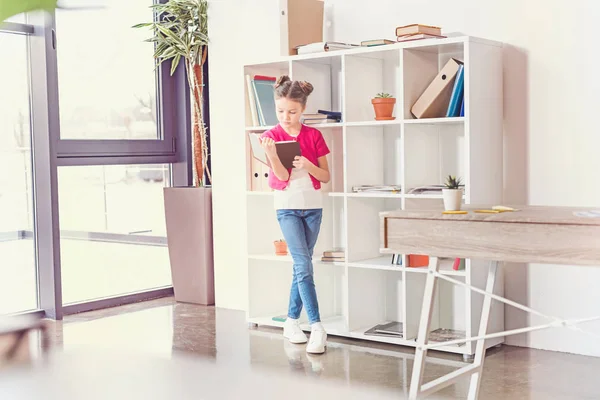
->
<box><xmin>0</xmin><ymin>32</ymin><xmax>37</xmax><ymax>314</ymax></box>
<box><xmin>55</xmin><ymin>0</ymin><xmax>160</xmax><ymax>140</ymax></box>
<box><xmin>58</xmin><ymin>164</ymin><xmax>172</xmax><ymax>304</ymax></box>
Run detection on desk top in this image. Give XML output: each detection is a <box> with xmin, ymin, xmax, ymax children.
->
<box><xmin>381</xmin><ymin>205</ymin><xmax>600</xmax><ymax>226</ymax></box>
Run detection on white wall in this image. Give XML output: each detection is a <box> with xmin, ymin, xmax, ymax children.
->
<box><xmin>208</xmin><ymin>0</ymin><xmax>600</xmax><ymax>356</ymax></box>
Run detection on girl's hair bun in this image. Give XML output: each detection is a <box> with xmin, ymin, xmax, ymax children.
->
<box><xmin>275</xmin><ymin>75</ymin><xmax>291</xmax><ymax>89</ymax></box>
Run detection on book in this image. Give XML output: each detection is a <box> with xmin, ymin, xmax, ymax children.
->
<box><xmin>361</xmin><ymin>39</ymin><xmax>395</xmax><ymax>47</ymax></box>
<box><xmin>323</xmin><ymin>249</ymin><xmax>344</xmax><ymax>258</ymax></box>
<box><xmin>395</xmin><ymin>24</ymin><xmax>441</xmax><ymax>37</ymax></box>
<box><xmin>397</xmin><ymin>33</ymin><xmax>446</xmax><ymax>42</ymax></box>
<box><xmin>406</xmin><ymin>184</ymin><xmax>445</xmax><ymax>194</ymax></box>
<box><xmin>321</xmin><ymin>256</ymin><xmax>345</xmax><ymax>262</ymax></box>
<box><xmin>248</xmin><ymin>133</ymin><xmax>301</xmax><ymax>169</ymax></box>
<box><xmin>364</xmin><ymin>321</ymin><xmax>403</xmax><ymax>338</ymax></box>
<box><xmin>352</xmin><ymin>184</ymin><xmax>402</xmax><ymax>193</ymax></box>
<box><xmin>296</xmin><ymin>41</ymin><xmax>359</xmax><ymax>54</ymax></box>
<box><xmin>252</xmin><ymin>76</ymin><xmax>278</xmax><ymax>126</ymax></box>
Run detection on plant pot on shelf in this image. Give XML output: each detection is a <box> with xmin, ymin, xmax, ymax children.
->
<box><xmin>442</xmin><ymin>189</ymin><xmax>463</xmax><ymax>211</ymax></box>
<box><xmin>274</xmin><ymin>240</ymin><xmax>288</xmax><ymax>255</ymax></box>
<box><xmin>371</xmin><ymin>97</ymin><xmax>396</xmax><ymax>120</ymax></box>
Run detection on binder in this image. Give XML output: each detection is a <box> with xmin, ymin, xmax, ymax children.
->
<box><xmin>411</xmin><ymin>58</ymin><xmax>463</xmax><ymax>119</ymax></box>
<box><xmin>446</xmin><ymin>64</ymin><xmax>464</xmax><ymax>117</ymax></box>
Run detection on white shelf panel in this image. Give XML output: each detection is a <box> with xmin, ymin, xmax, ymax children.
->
<box><xmin>346</xmin><ymin>120</ymin><xmax>401</xmax><ymax>128</ymax></box>
<box><xmin>246</xmin><ymin>123</ymin><xmax>343</xmax><ymax>132</ymax></box>
<box><xmin>348</xmin><ymin>256</ymin><xmax>466</xmax><ymax>276</ymax></box>
<box><xmin>249</xmin><ymin>315</ymin><xmax>348</xmax><ymax>335</ymax></box>
<box><xmin>247</xmin><ymin>190</ymin><xmax>273</xmax><ymax>196</ymax></box>
<box><xmin>248</xmin><ymin>254</ymin><xmax>344</xmax><ymax>266</ymax></box>
<box><xmin>246</xmin><ymin>125</ymin><xmax>274</xmax><ymax>132</ymax></box>
<box><xmin>246</xmin><ymin>191</ymin><xmax>346</xmax><ymax>197</ymax></box>
<box><xmin>404</xmin><ymin>117</ymin><xmax>465</xmax><ymax>125</ymax></box>
<box><xmin>403</xmin><ymin>193</ymin><xmax>466</xmax><ymax>200</ymax></box>
<box><xmin>305</xmin><ymin>122</ymin><xmax>344</xmax><ymax>129</ymax></box>
<box><xmin>348</xmin><ymin>256</ymin><xmax>402</xmax><ymax>272</ymax></box>
<box><xmin>346</xmin><ymin>192</ymin><xmax>402</xmax><ymax>199</ymax></box>
<box><xmin>405</xmin><ymin>261</ymin><xmax>467</xmax><ymax>276</ymax></box>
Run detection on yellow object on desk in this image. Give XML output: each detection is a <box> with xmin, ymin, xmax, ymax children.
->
<box><xmin>442</xmin><ymin>210</ymin><xmax>468</xmax><ymax>214</ymax></box>
<box><xmin>474</xmin><ymin>209</ymin><xmax>501</xmax><ymax>213</ymax></box>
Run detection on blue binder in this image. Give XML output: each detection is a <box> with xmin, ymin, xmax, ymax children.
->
<box><xmin>446</xmin><ymin>64</ymin><xmax>464</xmax><ymax>117</ymax></box>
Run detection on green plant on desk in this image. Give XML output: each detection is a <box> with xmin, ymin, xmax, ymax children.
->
<box><xmin>444</xmin><ymin>175</ymin><xmax>462</xmax><ymax>189</ymax></box>
<box><xmin>375</xmin><ymin>92</ymin><xmax>394</xmax><ymax>98</ymax></box>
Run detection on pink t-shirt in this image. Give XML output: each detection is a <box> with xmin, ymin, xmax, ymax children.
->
<box><xmin>260</xmin><ymin>124</ymin><xmax>330</xmax><ymax>190</ymax></box>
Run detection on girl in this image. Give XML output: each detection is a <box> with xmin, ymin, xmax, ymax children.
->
<box><xmin>260</xmin><ymin>75</ymin><xmax>330</xmax><ymax>354</ymax></box>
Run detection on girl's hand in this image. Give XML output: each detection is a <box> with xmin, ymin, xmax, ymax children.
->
<box><xmin>260</xmin><ymin>137</ymin><xmax>277</xmax><ymax>158</ymax></box>
<box><xmin>292</xmin><ymin>156</ymin><xmax>313</xmax><ymax>170</ymax></box>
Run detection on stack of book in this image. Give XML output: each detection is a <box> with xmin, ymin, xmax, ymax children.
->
<box><xmin>395</xmin><ymin>24</ymin><xmax>446</xmax><ymax>42</ymax></box>
<box><xmin>301</xmin><ymin>110</ymin><xmax>342</xmax><ymax>125</ymax></box>
<box><xmin>321</xmin><ymin>249</ymin><xmax>344</xmax><ymax>263</ymax></box>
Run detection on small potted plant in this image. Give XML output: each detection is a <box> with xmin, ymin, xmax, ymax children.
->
<box><xmin>371</xmin><ymin>92</ymin><xmax>396</xmax><ymax>120</ymax></box>
<box><xmin>274</xmin><ymin>239</ymin><xmax>288</xmax><ymax>256</ymax></box>
<box><xmin>442</xmin><ymin>175</ymin><xmax>463</xmax><ymax>211</ymax></box>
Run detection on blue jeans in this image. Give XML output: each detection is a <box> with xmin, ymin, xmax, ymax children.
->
<box><xmin>276</xmin><ymin>209</ymin><xmax>323</xmax><ymax>324</ymax></box>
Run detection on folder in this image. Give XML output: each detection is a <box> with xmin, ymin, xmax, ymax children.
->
<box><xmin>411</xmin><ymin>58</ymin><xmax>463</xmax><ymax>119</ymax></box>
<box><xmin>446</xmin><ymin>64</ymin><xmax>464</xmax><ymax>117</ymax></box>
<box><xmin>248</xmin><ymin>133</ymin><xmax>301</xmax><ymax>169</ymax></box>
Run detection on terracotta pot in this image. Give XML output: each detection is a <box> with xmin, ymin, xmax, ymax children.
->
<box><xmin>274</xmin><ymin>240</ymin><xmax>288</xmax><ymax>255</ymax></box>
<box><xmin>371</xmin><ymin>97</ymin><xmax>396</xmax><ymax>120</ymax></box>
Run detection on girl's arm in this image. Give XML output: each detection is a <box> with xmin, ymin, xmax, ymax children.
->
<box><xmin>298</xmin><ymin>155</ymin><xmax>330</xmax><ymax>183</ymax></box>
<box><xmin>261</xmin><ymin>137</ymin><xmax>289</xmax><ymax>181</ymax></box>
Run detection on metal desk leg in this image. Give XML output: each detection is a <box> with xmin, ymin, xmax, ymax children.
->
<box><xmin>408</xmin><ymin>257</ymin><xmax>440</xmax><ymax>400</ymax></box>
<box><xmin>467</xmin><ymin>261</ymin><xmax>498</xmax><ymax>400</ymax></box>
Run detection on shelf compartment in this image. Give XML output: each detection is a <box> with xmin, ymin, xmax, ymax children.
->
<box><xmin>344</xmin><ymin>49</ymin><xmax>401</xmax><ymax>123</ymax></box>
<box><xmin>345</xmin><ymin>125</ymin><xmax>402</xmax><ymax>194</ymax></box>
<box><xmin>402</xmin><ymin>43</ymin><xmax>465</xmax><ymax>120</ymax></box>
<box><xmin>291</xmin><ymin>56</ymin><xmax>342</xmax><ymax>119</ymax></box>
<box><xmin>403</xmin><ymin>123</ymin><xmax>465</xmax><ymax>196</ymax></box>
<box><xmin>348</xmin><ymin>267</ymin><xmax>403</xmax><ymax>335</ymax></box>
<box><xmin>248</xmin><ymin>258</ymin><xmax>346</xmax><ymax>325</ymax></box>
<box><xmin>404</xmin><ymin>272</ymin><xmax>467</xmax><ymax>345</ymax></box>
<box><xmin>346</xmin><ymin>197</ymin><xmax>402</xmax><ymax>263</ymax></box>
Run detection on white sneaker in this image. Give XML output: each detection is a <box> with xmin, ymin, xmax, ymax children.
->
<box><xmin>283</xmin><ymin>318</ymin><xmax>307</xmax><ymax>344</ymax></box>
<box><xmin>306</xmin><ymin>326</ymin><xmax>327</xmax><ymax>354</ymax></box>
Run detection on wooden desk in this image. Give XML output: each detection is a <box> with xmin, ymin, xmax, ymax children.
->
<box><xmin>380</xmin><ymin>205</ymin><xmax>600</xmax><ymax>399</ymax></box>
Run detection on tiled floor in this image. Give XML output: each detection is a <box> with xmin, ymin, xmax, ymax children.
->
<box><xmin>2</xmin><ymin>297</ymin><xmax>600</xmax><ymax>399</ymax></box>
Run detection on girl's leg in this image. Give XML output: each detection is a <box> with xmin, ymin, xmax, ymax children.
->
<box><xmin>276</xmin><ymin>209</ymin><xmax>320</xmax><ymax>323</ymax></box>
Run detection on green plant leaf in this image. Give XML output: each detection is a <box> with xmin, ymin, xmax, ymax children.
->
<box><xmin>0</xmin><ymin>0</ymin><xmax>58</xmax><ymax>22</ymax></box>
<box><xmin>170</xmin><ymin>54</ymin><xmax>181</xmax><ymax>76</ymax></box>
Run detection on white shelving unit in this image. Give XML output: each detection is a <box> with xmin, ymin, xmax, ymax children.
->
<box><xmin>243</xmin><ymin>36</ymin><xmax>504</xmax><ymax>357</ymax></box>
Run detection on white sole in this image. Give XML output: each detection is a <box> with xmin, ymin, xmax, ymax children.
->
<box><xmin>283</xmin><ymin>333</ymin><xmax>308</xmax><ymax>344</ymax></box>
<box><xmin>306</xmin><ymin>344</ymin><xmax>326</xmax><ymax>354</ymax></box>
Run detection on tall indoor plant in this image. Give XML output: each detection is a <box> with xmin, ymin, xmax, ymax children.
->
<box><xmin>135</xmin><ymin>0</ymin><xmax>214</xmax><ymax>305</ymax></box>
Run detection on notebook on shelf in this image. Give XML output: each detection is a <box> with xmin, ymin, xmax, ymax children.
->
<box><xmin>248</xmin><ymin>133</ymin><xmax>301</xmax><ymax>170</ymax></box>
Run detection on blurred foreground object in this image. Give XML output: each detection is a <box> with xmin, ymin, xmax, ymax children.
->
<box><xmin>0</xmin><ymin>0</ymin><xmax>58</xmax><ymax>22</ymax></box>
<box><xmin>0</xmin><ymin>314</ymin><xmax>49</xmax><ymax>369</ymax></box>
